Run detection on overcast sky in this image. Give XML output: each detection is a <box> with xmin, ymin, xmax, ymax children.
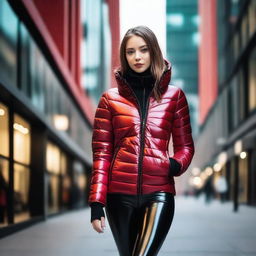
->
<box><xmin>120</xmin><ymin>0</ymin><xmax>167</xmax><ymax>56</ymax></box>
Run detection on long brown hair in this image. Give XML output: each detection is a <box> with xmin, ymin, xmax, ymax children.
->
<box><xmin>118</xmin><ymin>26</ymin><xmax>167</xmax><ymax>102</ymax></box>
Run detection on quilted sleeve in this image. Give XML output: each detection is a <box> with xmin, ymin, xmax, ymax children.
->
<box><xmin>88</xmin><ymin>92</ymin><xmax>113</xmax><ymax>205</ymax></box>
<box><xmin>171</xmin><ymin>88</ymin><xmax>194</xmax><ymax>176</ymax></box>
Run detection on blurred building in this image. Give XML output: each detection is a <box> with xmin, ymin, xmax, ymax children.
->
<box><xmin>0</xmin><ymin>0</ymin><xmax>119</xmax><ymax>237</ymax></box>
<box><xmin>192</xmin><ymin>0</ymin><xmax>256</xmax><ymax>209</ymax></box>
<box><xmin>166</xmin><ymin>0</ymin><xmax>199</xmax><ymax>137</ymax></box>
<box><xmin>81</xmin><ymin>0</ymin><xmax>120</xmax><ymax>105</ymax></box>
<box><xmin>166</xmin><ymin>0</ymin><xmax>199</xmax><ymax>195</ymax></box>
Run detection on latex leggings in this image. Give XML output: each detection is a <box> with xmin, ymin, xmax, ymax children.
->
<box><xmin>105</xmin><ymin>192</ymin><xmax>175</xmax><ymax>256</ymax></box>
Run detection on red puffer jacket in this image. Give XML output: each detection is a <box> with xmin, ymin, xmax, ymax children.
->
<box><xmin>89</xmin><ymin>60</ymin><xmax>194</xmax><ymax>205</ymax></box>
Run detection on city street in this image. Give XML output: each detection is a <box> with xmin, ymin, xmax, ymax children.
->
<box><xmin>0</xmin><ymin>195</ymin><xmax>255</xmax><ymax>256</ymax></box>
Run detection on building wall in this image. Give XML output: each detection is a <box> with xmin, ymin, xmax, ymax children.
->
<box><xmin>0</xmin><ymin>0</ymin><xmax>119</xmax><ymax>237</ymax></box>
<box><xmin>193</xmin><ymin>0</ymin><xmax>256</xmax><ymax>207</ymax></box>
<box><xmin>198</xmin><ymin>0</ymin><xmax>218</xmax><ymax>125</ymax></box>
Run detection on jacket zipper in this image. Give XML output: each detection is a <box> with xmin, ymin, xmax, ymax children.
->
<box><xmin>137</xmin><ymin>88</ymin><xmax>151</xmax><ymax>195</ymax></box>
<box><xmin>122</xmin><ymin>70</ymin><xmax>167</xmax><ymax>195</ymax></box>
<box><xmin>122</xmin><ymin>81</ymin><xmax>146</xmax><ymax>195</ymax></box>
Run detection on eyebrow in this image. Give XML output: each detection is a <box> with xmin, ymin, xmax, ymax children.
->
<box><xmin>126</xmin><ymin>45</ymin><xmax>148</xmax><ymax>50</ymax></box>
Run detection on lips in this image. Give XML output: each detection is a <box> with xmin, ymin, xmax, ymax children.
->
<box><xmin>134</xmin><ymin>63</ymin><xmax>143</xmax><ymax>68</ymax></box>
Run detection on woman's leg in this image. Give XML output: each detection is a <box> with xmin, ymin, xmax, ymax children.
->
<box><xmin>105</xmin><ymin>194</ymin><xmax>143</xmax><ymax>256</ymax></box>
<box><xmin>132</xmin><ymin>193</ymin><xmax>175</xmax><ymax>256</ymax></box>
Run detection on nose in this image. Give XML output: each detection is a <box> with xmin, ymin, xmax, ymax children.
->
<box><xmin>135</xmin><ymin>51</ymin><xmax>141</xmax><ymax>61</ymax></box>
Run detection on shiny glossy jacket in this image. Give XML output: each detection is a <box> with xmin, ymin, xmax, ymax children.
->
<box><xmin>89</xmin><ymin>60</ymin><xmax>194</xmax><ymax>205</ymax></box>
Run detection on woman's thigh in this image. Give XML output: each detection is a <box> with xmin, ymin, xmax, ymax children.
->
<box><xmin>105</xmin><ymin>194</ymin><xmax>142</xmax><ymax>256</ymax></box>
<box><xmin>132</xmin><ymin>193</ymin><xmax>175</xmax><ymax>256</ymax></box>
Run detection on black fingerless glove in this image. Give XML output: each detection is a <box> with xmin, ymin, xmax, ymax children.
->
<box><xmin>90</xmin><ymin>202</ymin><xmax>105</xmax><ymax>222</ymax></box>
<box><xmin>169</xmin><ymin>157</ymin><xmax>181</xmax><ymax>176</ymax></box>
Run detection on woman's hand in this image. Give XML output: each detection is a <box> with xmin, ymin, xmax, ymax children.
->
<box><xmin>92</xmin><ymin>217</ymin><xmax>106</xmax><ymax>233</ymax></box>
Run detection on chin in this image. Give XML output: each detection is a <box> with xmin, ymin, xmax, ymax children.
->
<box><xmin>133</xmin><ymin>67</ymin><xmax>148</xmax><ymax>73</ymax></box>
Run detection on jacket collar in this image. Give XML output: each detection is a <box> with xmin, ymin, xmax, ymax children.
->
<box><xmin>114</xmin><ymin>59</ymin><xmax>172</xmax><ymax>103</ymax></box>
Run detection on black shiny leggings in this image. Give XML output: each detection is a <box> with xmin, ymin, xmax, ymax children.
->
<box><xmin>105</xmin><ymin>192</ymin><xmax>175</xmax><ymax>256</ymax></box>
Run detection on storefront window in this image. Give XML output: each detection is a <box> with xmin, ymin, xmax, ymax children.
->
<box><xmin>0</xmin><ymin>158</ymin><xmax>9</xmax><ymax>226</ymax></box>
<box><xmin>0</xmin><ymin>103</ymin><xmax>9</xmax><ymax>157</ymax></box>
<box><xmin>229</xmin><ymin>158</ymin><xmax>235</xmax><ymax>200</ymax></box>
<box><xmin>46</xmin><ymin>142</ymin><xmax>60</xmax><ymax>214</ymax></box>
<box><xmin>72</xmin><ymin>161</ymin><xmax>86</xmax><ymax>208</ymax></box>
<box><xmin>238</xmin><ymin>156</ymin><xmax>248</xmax><ymax>204</ymax></box>
<box><xmin>13</xmin><ymin>114</ymin><xmax>31</xmax><ymax>223</ymax></box>
<box><xmin>60</xmin><ymin>154</ymin><xmax>70</xmax><ymax>209</ymax></box>
<box><xmin>249</xmin><ymin>47</ymin><xmax>256</xmax><ymax>112</ymax></box>
<box><xmin>13</xmin><ymin>164</ymin><xmax>30</xmax><ymax>223</ymax></box>
<box><xmin>13</xmin><ymin>114</ymin><xmax>31</xmax><ymax>165</ymax></box>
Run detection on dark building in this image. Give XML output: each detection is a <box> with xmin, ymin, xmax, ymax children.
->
<box><xmin>0</xmin><ymin>0</ymin><xmax>119</xmax><ymax>237</ymax></box>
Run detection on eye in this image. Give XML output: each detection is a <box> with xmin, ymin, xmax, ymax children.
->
<box><xmin>126</xmin><ymin>50</ymin><xmax>134</xmax><ymax>55</ymax></box>
<box><xmin>141</xmin><ymin>48</ymin><xmax>148</xmax><ymax>52</ymax></box>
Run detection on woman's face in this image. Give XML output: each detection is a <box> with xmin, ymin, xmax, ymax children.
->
<box><xmin>125</xmin><ymin>35</ymin><xmax>151</xmax><ymax>73</ymax></box>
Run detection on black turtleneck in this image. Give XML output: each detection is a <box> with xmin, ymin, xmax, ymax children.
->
<box><xmin>123</xmin><ymin>67</ymin><xmax>155</xmax><ymax>120</ymax></box>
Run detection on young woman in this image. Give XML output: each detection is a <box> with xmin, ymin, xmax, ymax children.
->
<box><xmin>89</xmin><ymin>26</ymin><xmax>194</xmax><ymax>256</ymax></box>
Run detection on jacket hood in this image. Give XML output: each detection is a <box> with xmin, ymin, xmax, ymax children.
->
<box><xmin>114</xmin><ymin>59</ymin><xmax>172</xmax><ymax>103</ymax></box>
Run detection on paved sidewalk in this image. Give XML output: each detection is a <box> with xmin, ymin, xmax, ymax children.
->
<box><xmin>0</xmin><ymin>195</ymin><xmax>255</xmax><ymax>256</ymax></box>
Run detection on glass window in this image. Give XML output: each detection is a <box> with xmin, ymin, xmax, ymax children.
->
<box><xmin>13</xmin><ymin>163</ymin><xmax>30</xmax><ymax>223</ymax></box>
<box><xmin>13</xmin><ymin>114</ymin><xmax>31</xmax><ymax>165</ymax></box>
<box><xmin>229</xmin><ymin>76</ymin><xmax>239</xmax><ymax>130</ymax></box>
<box><xmin>0</xmin><ymin>102</ymin><xmax>9</xmax><ymax>157</ymax></box>
<box><xmin>227</xmin><ymin>86</ymin><xmax>234</xmax><ymax>132</ymax></box>
<box><xmin>46</xmin><ymin>142</ymin><xmax>62</xmax><ymax>214</ymax></box>
<box><xmin>238</xmin><ymin>156</ymin><xmax>248</xmax><ymax>204</ymax></box>
<box><xmin>249</xmin><ymin>47</ymin><xmax>256</xmax><ymax>111</ymax></box>
<box><xmin>0</xmin><ymin>0</ymin><xmax>18</xmax><ymax>86</ymax></box>
<box><xmin>229</xmin><ymin>158</ymin><xmax>235</xmax><ymax>200</ymax></box>
<box><xmin>238</xmin><ymin>69</ymin><xmax>246</xmax><ymax>122</ymax></box>
<box><xmin>241</xmin><ymin>10</ymin><xmax>249</xmax><ymax>50</ymax></box>
<box><xmin>61</xmin><ymin>175</ymin><xmax>71</xmax><ymax>209</ymax></box>
<box><xmin>81</xmin><ymin>0</ymin><xmax>110</xmax><ymax>104</ymax></box>
<box><xmin>60</xmin><ymin>153</ymin><xmax>70</xmax><ymax>209</ymax></box>
<box><xmin>0</xmin><ymin>158</ymin><xmax>9</xmax><ymax>226</ymax></box>
<box><xmin>13</xmin><ymin>114</ymin><xmax>31</xmax><ymax>223</ymax></box>
<box><xmin>46</xmin><ymin>142</ymin><xmax>61</xmax><ymax>174</ymax></box>
<box><xmin>44</xmin><ymin>66</ymin><xmax>54</xmax><ymax>123</ymax></box>
<box><xmin>19</xmin><ymin>24</ymin><xmax>30</xmax><ymax>97</ymax></box>
<box><xmin>30</xmin><ymin>40</ymin><xmax>45</xmax><ymax>112</ymax></box>
<box><xmin>72</xmin><ymin>160</ymin><xmax>86</xmax><ymax>208</ymax></box>
<box><xmin>233</xmin><ymin>32</ymin><xmax>239</xmax><ymax>60</ymax></box>
<box><xmin>47</xmin><ymin>173</ymin><xmax>59</xmax><ymax>214</ymax></box>
<box><xmin>248</xmin><ymin>0</ymin><xmax>256</xmax><ymax>37</ymax></box>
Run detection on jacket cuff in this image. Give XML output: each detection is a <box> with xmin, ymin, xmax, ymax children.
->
<box><xmin>169</xmin><ymin>157</ymin><xmax>182</xmax><ymax>176</ymax></box>
<box><xmin>90</xmin><ymin>202</ymin><xmax>105</xmax><ymax>222</ymax></box>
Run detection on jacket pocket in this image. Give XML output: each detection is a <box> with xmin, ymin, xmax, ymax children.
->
<box><xmin>169</xmin><ymin>157</ymin><xmax>181</xmax><ymax>177</ymax></box>
<box><xmin>109</xmin><ymin>146</ymin><xmax>121</xmax><ymax>182</ymax></box>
